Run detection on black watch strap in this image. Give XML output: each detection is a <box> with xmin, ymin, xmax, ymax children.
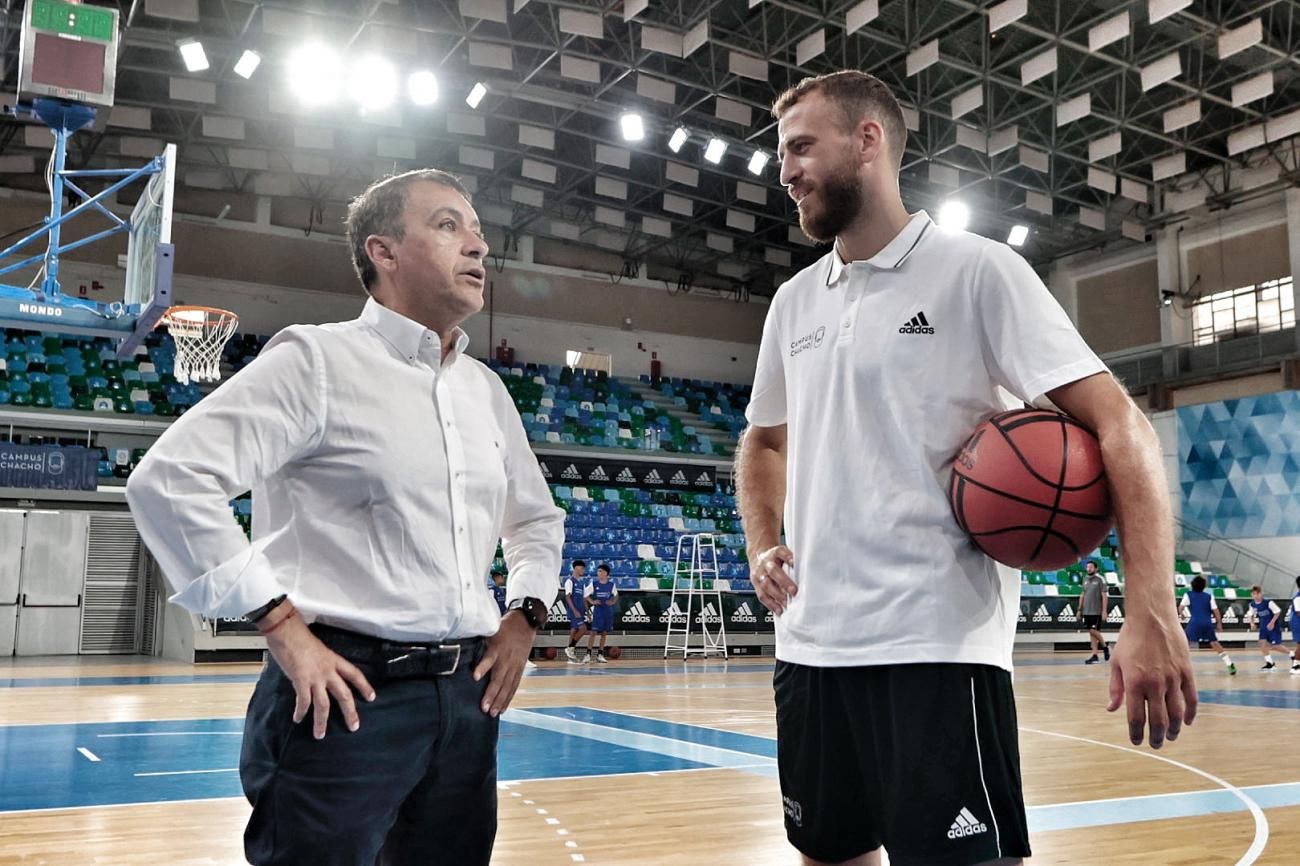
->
<box><xmin>507</xmin><ymin>597</ymin><xmax>547</xmax><ymax>628</ymax></box>
<box><xmin>246</xmin><ymin>594</ymin><xmax>288</xmax><ymax>623</ymax></box>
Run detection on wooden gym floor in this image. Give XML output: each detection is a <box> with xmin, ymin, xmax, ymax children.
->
<box><xmin>0</xmin><ymin>648</ymin><xmax>1296</xmax><ymax>865</ymax></box>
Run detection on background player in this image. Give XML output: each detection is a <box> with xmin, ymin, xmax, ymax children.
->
<box><xmin>491</xmin><ymin>570</ymin><xmax>507</xmax><ymax>615</ymax></box>
<box><xmin>562</xmin><ymin>560</ymin><xmax>590</xmax><ymax>662</ymax></box>
<box><xmin>1245</xmin><ymin>586</ymin><xmax>1284</xmax><ymax>671</ymax></box>
<box><xmin>583</xmin><ymin>563</ymin><xmax>618</xmax><ymax>663</ymax></box>
<box><xmin>1181</xmin><ymin>576</ymin><xmax>1235</xmax><ymax>675</ymax></box>
<box><xmin>1080</xmin><ymin>560</ymin><xmax>1111</xmax><ymax>664</ymax></box>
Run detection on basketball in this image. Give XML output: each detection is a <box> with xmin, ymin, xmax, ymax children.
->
<box><xmin>543</xmin><ymin>647</ymin><xmax>558</xmax><ymax>660</ymax></box>
<box><xmin>949</xmin><ymin>409</ymin><xmax>1113</xmax><ymax>570</ymax></box>
<box><xmin>607</xmin><ymin>647</ymin><xmax>622</xmax><ymax>659</ymax></box>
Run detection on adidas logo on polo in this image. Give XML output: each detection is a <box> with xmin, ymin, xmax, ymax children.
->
<box><xmin>561</xmin><ymin>463</ymin><xmax>582</xmax><ymax>480</ymax></box>
<box><xmin>733</xmin><ymin>602</ymin><xmax>757</xmax><ymax>624</ymax></box>
<box><xmin>622</xmin><ymin>601</ymin><xmax>650</xmax><ymax>624</ymax></box>
<box><xmin>616</xmin><ymin>467</ymin><xmax>636</xmax><ymax>483</ymax></box>
<box><xmin>899</xmin><ymin>311</ymin><xmax>936</xmax><ymax>335</ymax></box>
<box><xmin>947</xmin><ymin>808</ymin><xmax>988</xmax><ymax>840</ymax></box>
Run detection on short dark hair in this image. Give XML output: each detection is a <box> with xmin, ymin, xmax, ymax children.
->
<box><xmin>1251</xmin><ymin>585</ymin><xmax>1262</xmax><ymax>593</ymax></box>
<box><xmin>344</xmin><ymin>168</ymin><xmax>471</xmax><ymax>292</ymax></box>
<box><xmin>1295</xmin><ymin>575</ymin><xmax>1300</xmax><ymax>590</ymax></box>
<box><xmin>572</xmin><ymin>559</ymin><xmax>586</xmax><ymax>569</ymax></box>
<box><xmin>597</xmin><ymin>563</ymin><xmax>611</xmax><ymax>575</ymax></box>
<box><xmin>1191</xmin><ymin>576</ymin><xmax>1207</xmax><ymax>592</ymax></box>
<box><xmin>772</xmin><ymin>70</ymin><xmax>908</xmax><ymax>173</ymax></box>
<box><xmin>491</xmin><ymin>570</ymin><xmax>504</xmax><ymax>579</ymax></box>
<box><xmin>1086</xmin><ymin>559</ymin><xmax>1099</xmax><ymax>569</ymax></box>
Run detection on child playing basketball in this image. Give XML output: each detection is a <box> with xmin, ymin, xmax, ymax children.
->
<box><xmin>583</xmin><ymin>564</ymin><xmax>618</xmax><ymax>663</ymax></box>
<box><xmin>1245</xmin><ymin>586</ymin><xmax>1284</xmax><ymax>671</ymax></box>
<box><xmin>562</xmin><ymin>560</ymin><xmax>590</xmax><ymax>662</ymax></box>
<box><xmin>1288</xmin><ymin>576</ymin><xmax>1300</xmax><ymax>675</ymax></box>
<box><xmin>491</xmin><ymin>570</ymin><xmax>507</xmax><ymax>615</ymax></box>
<box><xmin>1181</xmin><ymin>576</ymin><xmax>1235</xmax><ymax>675</ymax></box>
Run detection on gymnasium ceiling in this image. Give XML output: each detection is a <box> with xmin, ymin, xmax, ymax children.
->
<box><xmin>1</xmin><ymin>0</ymin><xmax>1298</xmax><ymax>297</ymax></box>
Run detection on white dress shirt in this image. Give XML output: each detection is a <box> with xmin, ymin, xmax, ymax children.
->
<box><xmin>126</xmin><ymin>298</ymin><xmax>565</xmax><ymax>642</ymax></box>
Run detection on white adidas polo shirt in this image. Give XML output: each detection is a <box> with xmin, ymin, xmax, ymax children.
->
<box><xmin>746</xmin><ymin>211</ymin><xmax>1107</xmax><ymax>671</ymax></box>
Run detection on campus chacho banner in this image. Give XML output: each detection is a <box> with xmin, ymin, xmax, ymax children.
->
<box><xmin>535</xmin><ymin>454</ymin><xmax>719</xmax><ymax>493</ymax></box>
<box><xmin>0</xmin><ymin>443</ymin><xmax>98</xmax><ymax>491</ymax></box>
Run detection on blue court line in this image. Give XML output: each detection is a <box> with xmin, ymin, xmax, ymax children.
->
<box><xmin>1198</xmin><ymin>690</ymin><xmax>1300</xmax><ymax>710</ymax></box>
<box><xmin>0</xmin><ymin>674</ymin><xmax>262</xmax><ymax>689</ymax></box>
<box><xmin>1028</xmin><ymin>782</ymin><xmax>1300</xmax><ymax>833</ymax></box>
<box><xmin>523</xmin><ymin>706</ymin><xmax>778</xmax><ymax>758</ymax></box>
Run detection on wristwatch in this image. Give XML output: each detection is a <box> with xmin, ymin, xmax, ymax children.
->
<box><xmin>506</xmin><ymin>597</ymin><xmax>548</xmax><ymax>628</ymax></box>
<box><xmin>245</xmin><ymin>594</ymin><xmax>288</xmax><ymax>623</ymax></box>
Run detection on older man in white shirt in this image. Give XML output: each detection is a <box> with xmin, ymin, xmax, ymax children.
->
<box><xmin>126</xmin><ymin>168</ymin><xmax>565</xmax><ymax>866</ymax></box>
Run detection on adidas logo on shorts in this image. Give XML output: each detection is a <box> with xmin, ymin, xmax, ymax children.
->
<box><xmin>622</xmin><ymin>601</ymin><xmax>650</xmax><ymax>624</ymax></box>
<box><xmin>947</xmin><ymin>807</ymin><xmax>988</xmax><ymax>839</ymax></box>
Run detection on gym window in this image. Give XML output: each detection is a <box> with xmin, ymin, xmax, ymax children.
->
<box><xmin>1191</xmin><ymin>276</ymin><xmax>1295</xmax><ymax>346</ymax></box>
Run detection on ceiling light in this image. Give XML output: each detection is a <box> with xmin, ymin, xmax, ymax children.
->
<box><xmin>466</xmin><ymin>82</ymin><xmax>488</xmax><ymax>109</ymax></box>
<box><xmin>747</xmin><ymin>150</ymin><xmax>770</xmax><ymax>175</ymax></box>
<box><xmin>233</xmin><ymin>49</ymin><xmax>261</xmax><ymax>79</ymax></box>
<box><xmin>668</xmin><ymin>127</ymin><xmax>688</xmax><ymax>152</ymax></box>
<box><xmin>348</xmin><ymin>55</ymin><xmax>398</xmax><ymax>110</ymax></box>
<box><xmin>938</xmin><ymin>200</ymin><xmax>970</xmax><ymax>232</ymax></box>
<box><xmin>1007</xmin><ymin>225</ymin><xmax>1029</xmax><ymax>247</ymax></box>
<box><xmin>178</xmin><ymin>39</ymin><xmax>209</xmax><ymax>73</ymax></box>
<box><xmin>408</xmin><ymin>70</ymin><xmax>439</xmax><ymax>106</ymax></box>
<box><xmin>704</xmin><ymin>138</ymin><xmax>727</xmax><ymax>164</ymax></box>
<box><xmin>620</xmin><ymin>113</ymin><xmax>645</xmax><ymax>142</ymax></box>
<box><xmin>287</xmin><ymin>44</ymin><xmax>342</xmax><ymax>107</ymax></box>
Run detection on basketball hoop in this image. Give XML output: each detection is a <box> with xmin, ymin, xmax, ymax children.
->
<box><xmin>160</xmin><ymin>305</ymin><xmax>239</xmax><ymax>385</ymax></box>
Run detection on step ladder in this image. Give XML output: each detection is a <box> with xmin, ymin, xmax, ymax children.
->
<box><xmin>663</xmin><ymin>533</ymin><xmax>728</xmax><ymax>659</ymax></box>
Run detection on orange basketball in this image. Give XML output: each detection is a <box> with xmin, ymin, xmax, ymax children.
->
<box><xmin>543</xmin><ymin>646</ymin><xmax>558</xmax><ymax>660</ymax></box>
<box><xmin>607</xmin><ymin>646</ymin><xmax>622</xmax><ymax>659</ymax></box>
<box><xmin>949</xmin><ymin>409</ymin><xmax>1113</xmax><ymax>570</ymax></box>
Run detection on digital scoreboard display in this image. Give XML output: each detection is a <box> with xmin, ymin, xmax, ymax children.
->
<box><xmin>18</xmin><ymin>0</ymin><xmax>119</xmax><ymax>108</ymax></box>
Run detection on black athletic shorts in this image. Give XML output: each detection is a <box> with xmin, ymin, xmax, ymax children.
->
<box><xmin>773</xmin><ymin>661</ymin><xmax>1031</xmax><ymax>866</ymax></box>
<box><xmin>1081</xmin><ymin>614</ymin><xmax>1104</xmax><ymax>630</ymax></box>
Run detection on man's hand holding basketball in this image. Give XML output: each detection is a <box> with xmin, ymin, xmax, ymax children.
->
<box><xmin>752</xmin><ymin>545</ymin><xmax>798</xmax><ymax>615</ymax></box>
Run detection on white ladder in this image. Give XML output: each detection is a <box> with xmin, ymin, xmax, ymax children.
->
<box><xmin>663</xmin><ymin>533</ymin><xmax>728</xmax><ymax>659</ymax></box>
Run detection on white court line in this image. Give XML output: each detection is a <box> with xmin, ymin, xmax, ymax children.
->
<box><xmin>133</xmin><ymin>768</ymin><xmax>238</xmax><ymax>778</ymax></box>
<box><xmin>1021</xmin><ymin>726</ymin><xmax>1269</xmax><ymax>866</ymax></box>
<box><xmin>76</xmin><ymin>747</ymin><xmax>100</xmax><ymax>762</ymax></box>
<box><xmin>96</xmin><ymin>731</ymin><xmax>241</xmax><ymax>738</ymax></box>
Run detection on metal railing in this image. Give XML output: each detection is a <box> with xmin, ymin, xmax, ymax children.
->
<box><xmin>1102</xmin><ymin>327</ymin><xmax>1298</xmax><ymax>391</ymax></box>
<box><xmin>1175</xmin><ymin>516</ymin><xmax>1297</xmax><ymax>599</ymax></box>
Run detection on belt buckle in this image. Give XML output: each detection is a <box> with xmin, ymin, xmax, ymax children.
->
<box><xmin>437</xmin><ymin>643</ymin><xmax>462</xmax><ymax>675</ymax></box>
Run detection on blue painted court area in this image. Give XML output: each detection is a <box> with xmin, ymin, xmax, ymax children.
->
<box><xmin>0</xmin><ymin>710</ymin><xmax>716</xmax><ymax>813</ymax></box>
<box><xmin>1199</xmin><ymin>689</ymin><xmax>1300</xmax><ymax>710</ymax></box>
<box><xmin>4</xmin><ymin>703</ymin><xmax>1300</xmax><ymax>838</ymax></box>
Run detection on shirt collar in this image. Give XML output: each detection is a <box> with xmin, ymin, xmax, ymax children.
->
<box><xmin>360</xmin><ymin>297</ymin><xmax>470</xmax><ymax>364</ymax></box>
<box><xmin>825</xmin><ymin>210</ymin><xmax>934</xmax><ymax>287</ymax></box>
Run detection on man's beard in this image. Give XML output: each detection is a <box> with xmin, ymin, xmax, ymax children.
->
<box><xmin>797</xmin><ymin>162</ymin><xmax>864</xmax><ymax>244</ymax></box>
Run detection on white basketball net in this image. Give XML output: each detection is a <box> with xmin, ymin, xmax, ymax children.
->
<box><xmin>161</xmin><ymin>306</ymin><xmax>239</xmax><ymax>385</ymax></box>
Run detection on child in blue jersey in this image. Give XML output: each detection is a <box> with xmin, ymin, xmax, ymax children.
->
<box><xmin>1180</xmin><ymin>576</ymin><xmax>1236</xmax><ymax>675</ymax></box>
<box><xmin>1289</xmin><ymin>576</ymin><xmax>1300</xmax><ymax>675</ymax></box>
<box><xmin>491</xmin><ymin>570</ymin><xmax>507</xmax><ymax>615</ymax></box>
<box><xmin>1246</xmin><ymin>586</ymin><xmax>1284</xmax><ymax>671</ymax></box>
<box><xmin>582</xmin><ymin>563</ymin><xmax>618</xmax><ymax>664</ymax></box>
<box><xmin>562</xmin><ymin>560</ymin><xmax>590</xmax><ymax>662</ymax></box>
